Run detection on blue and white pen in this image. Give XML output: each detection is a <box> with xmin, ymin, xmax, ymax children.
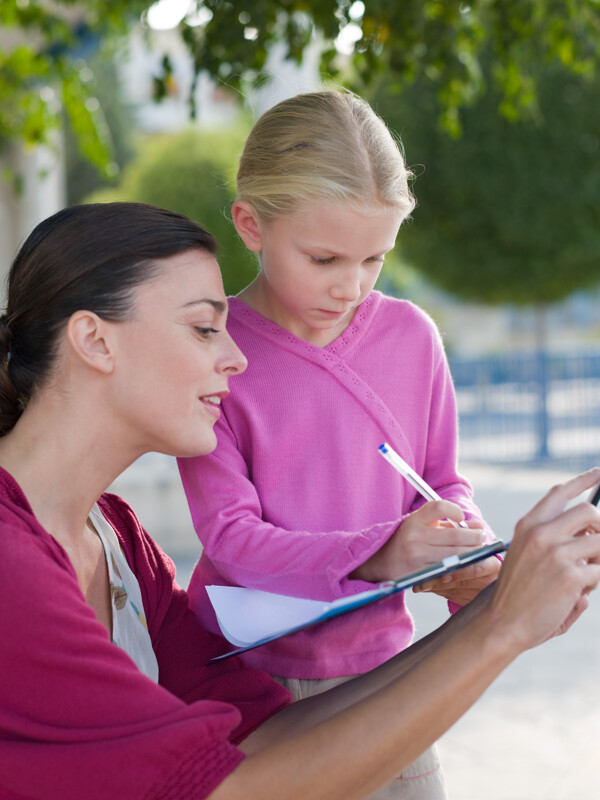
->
<box><xmin>378</xmin><ymin>442</ymin><xmax>469</xmax><ymax>529</ymax></box>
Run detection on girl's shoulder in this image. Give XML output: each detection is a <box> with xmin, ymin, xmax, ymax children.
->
<box><xmin>371</xmin><ymin>291</ymin><xmax>442</xmax><ymax>336</ymax></box>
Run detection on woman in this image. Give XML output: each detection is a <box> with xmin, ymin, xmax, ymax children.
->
<box><xmin>0</xmin><ymin>201</ymin><xmax>599</xmax><ymax>800</ymax></box>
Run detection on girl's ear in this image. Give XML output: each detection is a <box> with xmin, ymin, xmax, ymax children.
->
<box><xmin>232</xmin><ymin>200</ymin><xmax>263</xmax><ymax>252</ymax></box>
<box><xmin>66</xmin><ymin>311</ymin><xmax>115</xmax><ymax>374</ymax></box>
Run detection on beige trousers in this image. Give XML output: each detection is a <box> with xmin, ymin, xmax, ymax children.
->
<box><xmin>273</xmin><ymin>675</ymin><xmax>448</xmax><ymax>800</ymax></box>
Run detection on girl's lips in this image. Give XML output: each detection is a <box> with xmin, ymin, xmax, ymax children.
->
<box><xmin>317</xmin><ymin>308</ymin><xmax>348</xmax><ymax>318</ymax></box>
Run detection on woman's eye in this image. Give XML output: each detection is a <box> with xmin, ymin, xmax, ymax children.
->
<box><xmin>194</xmin><ymin>327</ymin><xmax>219</xmax><ymax>340</ymax></box>
<box><xmin>365</xmin><ymin>256</ymin><xmax>385</xmax><ymax>265</ymax></box>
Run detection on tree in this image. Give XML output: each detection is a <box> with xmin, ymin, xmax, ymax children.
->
<box><xmin>374</xmin><ymin>65</ymin><xmax>600</xmax><ymax>306</ymax></box>
<box><xmin>2</xmin><ymin>0</ymin><xmax>600</xmax><ymax>173</ymax></box>
<box><xmin>373</xmin><ymin>63</ymin><xmax>600</xmax><ymax>458</ymax></box>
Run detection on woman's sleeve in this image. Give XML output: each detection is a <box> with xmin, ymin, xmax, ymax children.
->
<box><xmin>0</xmin><ymin>516</ymin><xmax>273</xmax><ymax>800</ymax></box>
<box><xmin>178</xmin><ymin>420</ymin><xmax>401</xmax><ymax>601</ymax></box>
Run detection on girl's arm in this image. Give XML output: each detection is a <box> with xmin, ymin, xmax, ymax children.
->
<box><xmin>210</xmin><ymin>469</ymin><xmax>600</xmax><ymax>800</ymax></box>
<box><xmin>178</xmin><ymin>420</ymin><xmax>404</xmax><ymax>601</ymax></box>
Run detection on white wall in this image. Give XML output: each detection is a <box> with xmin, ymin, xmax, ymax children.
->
<box><xmin>0</xmin><ymin>135</ymin><xmax>65</xmax><ymax>304</ymax></box>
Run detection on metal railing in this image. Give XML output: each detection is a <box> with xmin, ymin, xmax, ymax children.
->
<box><xmin>450</xmin><ymin>350</ymin><xmax>600</xmax><ymax>468</ymax></box>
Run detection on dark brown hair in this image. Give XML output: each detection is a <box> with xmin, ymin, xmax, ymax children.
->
<box><xmin>0</xmin><ymin>202</ymin><xmax>217</xmax><ymax>435</ymax></box>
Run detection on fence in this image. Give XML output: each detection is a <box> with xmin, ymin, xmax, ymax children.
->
<box><xmin>450</xmin><ymin>350</ymin><xmax>600</xmax><ymax>468</ymax></box>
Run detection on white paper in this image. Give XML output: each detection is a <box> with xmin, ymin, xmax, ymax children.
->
<box><xmin>206</xmin><ymin>585</ymin><xmax>329</xmax><ymax>647</ymax></box>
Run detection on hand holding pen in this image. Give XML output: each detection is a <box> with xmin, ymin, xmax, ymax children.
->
<box><xmin>378</xmin><ymin>443</ymin><xmax>469</xmax><ymax>528</ymax></box>
<box><xmin>375</xmin><ymin>442</ymin><xmax>502</xmax><ymax>603</ymax></box>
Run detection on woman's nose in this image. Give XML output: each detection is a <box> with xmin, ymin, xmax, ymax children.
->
<box><xmin>220</xmin><ymin>333</ymin><xmax>248</xmax><ymax>375</ymax></box>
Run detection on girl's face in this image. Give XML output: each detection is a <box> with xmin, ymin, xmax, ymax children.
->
<box><xmin>242</xmin><ymin>200</ymin><xmax>402</xmax><ymax>346</ymax></box>
<box><xmin>108</xmin><ymin>249</ymin><xmax>247</xmax><ymax>458</ymax></box>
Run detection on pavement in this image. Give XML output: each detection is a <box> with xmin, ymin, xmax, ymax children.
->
<box><xmin>112</xmin><ymin>458</ymin><xmax>600</xmax><ymax>799</ymax></box>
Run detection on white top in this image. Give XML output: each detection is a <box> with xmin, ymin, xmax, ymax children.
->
<box><xmin>89</xmin><ymin>503</ymin><xmax>159</xmax><ymax>682</ymax></box>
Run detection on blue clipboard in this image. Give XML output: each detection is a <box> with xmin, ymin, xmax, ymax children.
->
<box><xmin>209</xmin><ymin>538</ymin><xmax>507</xmax><ymax>662</ymax></box>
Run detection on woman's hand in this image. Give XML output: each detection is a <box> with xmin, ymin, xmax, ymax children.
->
<box><xmin>487</xmin><ymin>468</ymin><xmax>600</xmax><ymax>652</ymax></box>
<box><xmin>351</xmin><ymin>501</ymin><xmax>486</xmax><ymax>583</ymax></box>
<box><xmin>413</xmin><ymin>554</ymin><xmax>502</xmax><ymax>606</ymax></box>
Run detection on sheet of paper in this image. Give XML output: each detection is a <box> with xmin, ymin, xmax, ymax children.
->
<box><xmin>206</xmin><ymin>585</ymin><xmax>329</xmax><ymax>647</ymax></box>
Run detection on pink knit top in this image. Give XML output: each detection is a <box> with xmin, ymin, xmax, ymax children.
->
<box><xmin>179</xmin><ymin>292</ymin><xmax>490</xmax><ymax>678</ymax></box>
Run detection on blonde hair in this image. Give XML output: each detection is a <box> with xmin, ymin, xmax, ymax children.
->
<box><xmin>237</xmin><ymin>90</ymin><xmax>416</xmax><ymax>222</ymax></box>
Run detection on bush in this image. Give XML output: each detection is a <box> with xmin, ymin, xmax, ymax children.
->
<box><xmin>87</xmin><ymin>122</ymin><xmax>257</xmax><ymax>294</ymax></box>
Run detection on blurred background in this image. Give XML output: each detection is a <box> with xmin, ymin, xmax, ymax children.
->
<box><xmin>2</xmin><ymin>2</ymin><xmax>600</xmax><ymax>797</ymax></box>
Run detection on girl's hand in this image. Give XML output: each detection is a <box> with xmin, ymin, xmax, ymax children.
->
<box><xmin>413</xmin><ymin>554</ymin><xmax>502</xmax><ymax>606</ymax></box>
<box><xmin>352</xmin><ymin>501</ymin><xmax>486</xmax><ymax>583</ymax></box>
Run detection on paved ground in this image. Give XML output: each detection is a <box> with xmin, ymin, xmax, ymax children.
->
<box><xmin>113</xmin><ymin>458</ymin><xmax>600</xmax><ymax>799</ymax></box>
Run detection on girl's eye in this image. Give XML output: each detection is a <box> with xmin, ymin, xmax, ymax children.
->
<box><xmin>365</xmin><ymin>256</ymin><xmax>385</xmax><ymax>265</ymax></box>
<box><xmin>194</xmin><ymin>327</ymin><xmax>219</xmax><ymax>340</ymax></box>
<box><xmin>311</xmin><ymin>256</ymin><xmax>335</xmax><ymax>265</ymax></box>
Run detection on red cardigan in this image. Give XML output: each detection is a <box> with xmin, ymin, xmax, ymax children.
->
<box><xmin>0</xmin><ymin>467</ymin><xmax>290</xmax><ymax>800</ymax></box>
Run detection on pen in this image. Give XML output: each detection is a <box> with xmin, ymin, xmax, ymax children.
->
<box><xmin>378</xmin><ymin>442</ymin><xmax>469</xmax><ymax>529</ymax></box>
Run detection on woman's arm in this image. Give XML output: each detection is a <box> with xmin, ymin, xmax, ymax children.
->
<box><xmin>211</xmin><ymin>469</ymin><xmax>600</xmax><ymax>800</ymax></box>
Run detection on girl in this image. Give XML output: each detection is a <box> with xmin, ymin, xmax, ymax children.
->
<box><xmin>178</xmin><ymin>90</ymin><xmax>501</xmax><ymax>798</ymax></box>
<box><xmin>1</xmin><ymin>200</ymin><xmax>600</xmax><ymax>800</ymax></box>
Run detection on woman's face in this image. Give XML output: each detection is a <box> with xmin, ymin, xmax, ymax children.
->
<box><xmin>108</xmin><ymin>249</ymin><xmax>247</xmax><ymax>458</ymax></box>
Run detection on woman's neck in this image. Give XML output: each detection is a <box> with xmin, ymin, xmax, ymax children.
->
<box><xmin>0</xmin><ymin>393</ymin><xmax>136</xmax><ymax>539</ymax></box>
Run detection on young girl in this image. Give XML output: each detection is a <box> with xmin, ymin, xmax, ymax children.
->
<box><xmin>177</xmin><ymin>91</ymin><xmax>501</xmax><ymax>798</ymax></box>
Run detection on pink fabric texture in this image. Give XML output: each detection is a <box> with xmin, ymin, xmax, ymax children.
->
<box><xmin>0</xmin><ymin>467</ymin><xmax>289</xmax><ymax>800</ymax></box>
<box><xmin>179</xmin><ymin>292</ymin><xmax>493</xmax><ymax>678</ymax></box>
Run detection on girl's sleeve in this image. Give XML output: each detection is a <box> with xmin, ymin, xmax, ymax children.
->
<box><xmin>178</xmin><ymin>420</ymin><xmax>401</xmax><ymax>601</ymax></box>
<box><xmin>0</xmin><ymin>515</ymin><xmax>283</xmax><ymax>800</ymax></box>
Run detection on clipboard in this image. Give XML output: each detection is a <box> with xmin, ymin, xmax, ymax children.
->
<box><xmin>208</xmin><ymin>538</ymin><xmax>507</xmax><ymax>662</ymax></box>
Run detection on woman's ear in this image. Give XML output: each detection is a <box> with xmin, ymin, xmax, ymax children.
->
<box><xmin>232</xmin><ymin>200</ymin><xmax>263</xmax><ymax>252</ymax></box>
<box><xmin>66</xmin><ymin>311</ymin><xmax>114</xmax><ymax>374</ymax></box>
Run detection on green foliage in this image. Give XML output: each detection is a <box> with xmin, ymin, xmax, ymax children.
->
<box><xmin>3</xmin><ymin>0</ymin><xmax>600</xmax><ymax>168</ymax></box>
<box><xmin>87</xmin><ymin>124</ymin><xmax>257</xmax><ymax>294</ymax></box>
<box><xmin>153</xmin><ymin>0</ymin><xmax>600</xmax><ymax>135</ymax></box>
<box><xmin>64</xmin><ymin>47</ymin><xmax>136</xmax><ymax>203</ymax></box>
<box><xmin>373</xmin><ymin>65</ymin><xmax>600</xmax><ymax>305</ymax></box>
<box><xmin>0</xmin><ymin>0</ymin><xmax>148</xmax><ymax>172</ymax></box>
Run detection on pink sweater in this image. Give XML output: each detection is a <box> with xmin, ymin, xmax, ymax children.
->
<box><xmin>179</xmin><ymin>292</ymin><xmax>490</xmax><ymax>678</ymax></box>
<box><xmin>0</xmin><ymin>467</ymin><xmax>289</xmax><ymax>800</ymax></box>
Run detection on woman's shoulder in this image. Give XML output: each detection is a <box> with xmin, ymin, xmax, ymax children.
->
<box><xmin>97</xmin><ymin>492</ymin><xmax>177</xmax><ymax>584</ymax></box>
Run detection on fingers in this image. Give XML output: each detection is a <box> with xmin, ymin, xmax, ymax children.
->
<box><xmin>516</xmin><ymin>467</ymin><xmax>600</xmax><ymax>531</ymax></box>
<box><xmin>413</xmin><ymin>556</ymin><xmax>502</xmax><ymax>605</ymax></box>
<box><xmin>490</xmin><ymin>492</ymin><xmax>600</xmax><ymax>651</ymax></box>
<box><xmin>407</xmin><ymin>502</ymin><xmax>486</xmax><ymax>547</ymax></box>
<box><xmin>411</xmin><ymin>499</ymin><xmax>469</xmax><ymax>529</ymax></box>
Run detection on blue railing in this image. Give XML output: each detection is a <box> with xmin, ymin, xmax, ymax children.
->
<box><xmin>449</xmin><ymin>350</ymin><xmax>600</xmax><ymax>468</ymax></box>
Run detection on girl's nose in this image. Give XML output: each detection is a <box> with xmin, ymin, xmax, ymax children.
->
<box><xmin>330</xmin><ymin>270</ymin><xmax>362</xmax><ymax>302</ymax></box>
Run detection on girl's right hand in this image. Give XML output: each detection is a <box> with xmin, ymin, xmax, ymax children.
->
<box><xmin>351</xmin><ymin>500</ymin><xmax>486</xmax><ymax>583</ymax></box>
